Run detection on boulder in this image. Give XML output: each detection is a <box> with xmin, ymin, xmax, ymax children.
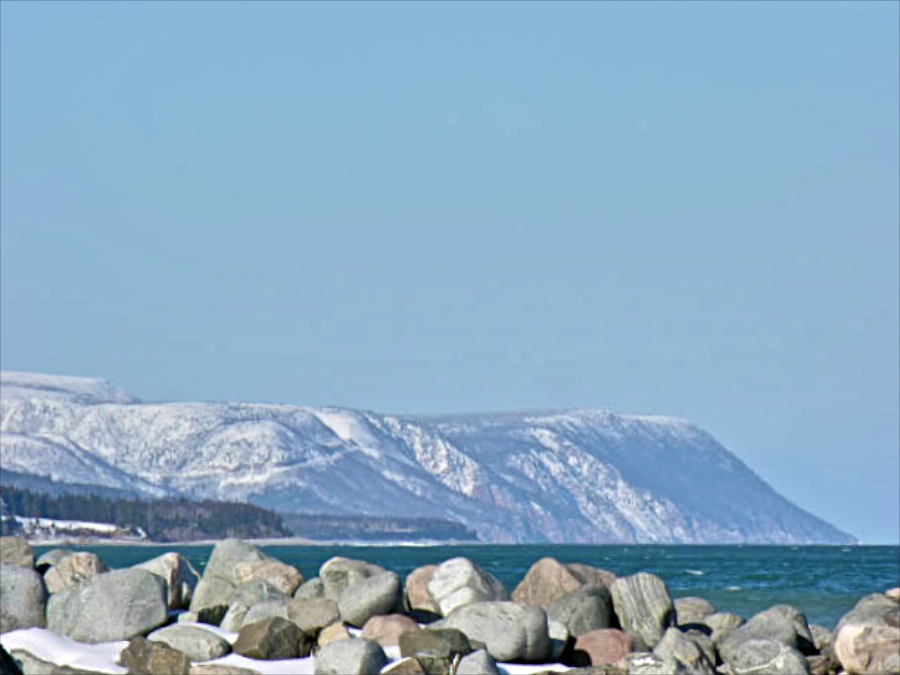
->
<box><xmin>288</xmin><ymin>597</ymin><xmax>341</xmax><ymax>637</ymax></box>
<box><xmin>0</xmin><ymin>644</ymin><xmax>23</xmax><ymax>675</ymax></box>
<box><xmin>219</xmin><ymin>604</ymin><xmax>250</xmax><ymax>633</ymax></box>
<box><xmin>426</xmin><ymin>558</ymin><xmax>509</xmax><ymax>617</ymax></box>
<box><xmin>318</xmin><ymin>622</ymin><xmax>352</xmax><ymax>647</ymax></box>
<box><xmin>47</xmin><ymin>568</ymin><xmax>168</xmax><ymax>643</ymax></box>
<box><xmin>405</xmin><ymin>566</ymin><xmax>440</xmax><ymax>615</ymax></box>
<box><xmin>0</xmin><ymin>564</ymin><xmax>47</xmax><ymax>634</ymax></box>
<box><xmin>572</xmin><ymin>629</ymin><xmax>633</xmax><ymax>667</ymax></box>
<box><xmin>381</xmin><ymin>658</ymin><xmax>426</xmax><ymax>675</ymax></box>
<box><xmin>399</xmin><ymin>629</ymin><xmax>472</xmax><ymax>675</ymax></box>
<box><xmin>652</xmin><ymin>627</ymin><xmax>716</xmax><ymax>674</ymax></box>
<box><xmin>194</xmin><ymin>605</ymin><xmax>227</xmax><ymax>627</ymax></box>
<box><xmin>442</xmin><ymin>600</ymin><xmax>550</xmax><ymax>663</ymax></box>
<box><xmin>313</xmin><ymin>638</ymin><xmax>387</xmax><ymax>675</ymax></box>
<box><xmin>887</xmin><ymin>588</ymin><xmax>900</xmax><ymax>602</ymax></box>
<box><xmin>699</xmin><ymin>612</ymin><xmax>745</xmax><ymax>645</ymax></box>
<box><xmin>719</xmin><ymin>604</ymin><xmax>816</xmax><ymax>663</ymax></box>
<box><xmin>190</xmin><ymin>540</ymin><xmax>301</xmax><ymax>612</ymax></box>
<box><xmin>548</xmin><ymin>618</ymin><xmax>570</xmax><ymax>662</ymax></box>
<box><xmin>567</xmin><ymin>564</ymin><xmax>618</xmax><ymax>591</ymax></box>
<box><xmin>35</xmin><ymin>550</ymin><xmax>73</xmax><ymax>574</ymax></box>
<box><xmin>135</xmin><ymin>553</ymin><xmax>200</xmax><ymax>611</ymax></box>
<box><xmin>240</xmin><ymin>599</ymin><xmax>292</xmax><ymax>628</ymax></box>
<box><xmin>610</xmin><ymin>573</ymin><xmax>676</xmax><ymax>650</ymax></box>
<box><xmin>512</xmin><ymin>558</ymin><xmax>585</xmax><ymax>608</ymax></box>
<box><xmin>833</xmin><ymin>593</ymin><xmax>900</xmax><ymax>675</ymax></box>
<box><xmin>361</xmin><ymin>614</ymin><xmax>420</xmax><ymax>648</ymax></box>
<box><xmin>148</xmin><ymin>624</ymin><xmax>231</xmax><ymax>662</ymax></box>
<box><xmin>294</xmin><ymin>578</ymin><xmax>326</xmax><ymax>600</ymax></box>
<box><xmin>623</xmin><ymin>652</ymin><xmax>685</xmax><ymax>674</ymax></box>
<box><xmin>189</xmin><ymin>666</ymin><xmax>258</xmax><ymax>675</ymax></box>
<box><xmin>722</xmin><ymin>637</ymin><xmax>809</xmax><ymax>675</ymax></box>
<box><xmin>119</xmin><ymin>637</ymin><xmax>191</xmax><ymax>675</ymax></box>
<box><xmin>319</xmin><ymin>558</ymin><xmax>386</xmax><ymax>601</ymax></box>
<box><xmin>232</xmin><ymin>616</ymin><xmax>310</xmax><ymax>660</ymax></box>
<box><xmin>0</xmin><ymin>538</ymin><xmax>34</xmax><ymax>569</ymax></box>
<box><xmin>674</xmin><ymin>598</ymin><xmax>715</xmax><ymax>626</ymax></box>
<box><xmin>220</xmin><ymin>581</ymin><xmax>288</xmax><ymax>632</ymax></box>
<box><xmin>549</xmin><ymin>583</ymin><xmax>616</xmax><ymax>638</ymax></box>
<box><xmin>338</xmin><ymin>571</ymin><xmax>403</xmax><ymax>628</ymax></box>
<box><xmin>809</xmin><ymin>625</ymin><xmax>833</xmax><ymax>653</ymax></box>
<box><xmin>455</xmin><ymin>649</ymin><xmax>500</xmax><ymax>675</ymax></box>
<box><xmin>44</xmin><ymin>553</ymin><xmax>108</xmax><ymax>594</ymax></box>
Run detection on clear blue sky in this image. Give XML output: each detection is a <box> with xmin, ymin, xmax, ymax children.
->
<box><xmin>1</xmin><ymin>1</ymin><xmax>897</xmax><ymax>543</ymax></box>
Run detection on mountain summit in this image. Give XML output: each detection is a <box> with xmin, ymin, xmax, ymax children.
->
<box><xmin>0</xmin><ymin>371</ymin><xmax>854</xmax><ymax>544</ymax></box>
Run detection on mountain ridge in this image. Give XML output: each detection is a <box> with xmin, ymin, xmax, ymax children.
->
<box><xmin>0</xmin><ymin>370</ymin><xmax>856</xmax><ymax>545</ymax></box>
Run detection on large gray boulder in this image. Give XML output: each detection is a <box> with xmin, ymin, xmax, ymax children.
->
<box><xmin>833</xmin><ymin>593</ymin><xmax>900</xmax><ymax>675</ymax></box>
<box><xmin>120</xmin><ymin>637</ymin><xmax>192</xmax><ymax>675</ymax></box>
<box><xmin>295</xmin><ymin>578</ymin><xmax>326</xmax><ymax>600</ymax></box>
<box><xmin>427</xmin><ymin>558</ymin><xmax>509</xmax><ymax>617</ymax></box>
<box><xmin>35</xmin><ymin>550</ymin><xmax>72</xmax><ymax>574</ymax></box>
<box><xmin>399</xmin><ymin>628</ymin><xmax>472</xmax><ymax>674</ymax></box>
<box><xmin>610</xmin><ymin>572</ymin><xmax>677</xmax><ymax>650</ymax></box>
<box><xmin>566</xmin><ymin>564</ymin><xmax>618</xmax><ymax>591</ymax></box>
<box><xmin>191</xmin><ymin>539</ymin><xmax>302</xmax><ymax>612</ymax></box>
<box><xmin>314</xmin><ymin>638</ymin><xmax>387</xmax><ymax>675</ymax></box>
<box><xmin>722</xmin><ymin>638</ymin><xmax>809</xmax><ymax>675</ymax></box>
<box><xmin>319</xmin><ymin>558</ymin><xmax>386</xmax><ymax>601</ymax></box>
<box><xmin>511</xmin><ymin>557</ymin><xmax>586</xmax><ymax>608</ymax></box>
<box><xmin>44</xmin><ymin>553</ymin><xmax>108</xmax><ymax>594</ymax></box>
<box><xmin>240</xmin><ymin>598</ymin><xmax>292</xmax><ymax>628</ymax></box>
<box><xmin>700</xmin><ymin>612</ymin><xmax>745</xmax><ymax>645</ymax></box>
<box><xmin>456</xmin><ymin>649</ymin><xmax>500</xmax><ymax>675</ymax></box>
<box><xmin>674</xmin><ymin>598</ymin><xmax>715</xmax><ymax>626</ymax></box>
<box><xmin>220</xmin><ymin>580</ymin><xmax>288</xmax><ymax>632</ymax></box>
<box><xmin>148</xmin><ymin>624</ymin><xmax>232</xmax><ymax>662</ymax></box>
<box><xmin>0</xmin><ymin>538</ymin><xmax>34</xmax><ymax>569</ymax></box>
<box><xmin>47</xmin><ymin>568</ymin><xmax>168</xmax><ymax>643</ymax></box>
<box><xmin>0</xmin><ymin>564</ymin><xmax>47</xmax><ymax>634</ymax></box>
<box><xmin>232</xmin><ymin>616</ymin><xmax>310</xmax><ymax>660</ymax></box>
<box><xmin>652</xmin><ymin>627</ymin><xmax>716</xmax><ymax>674</ymax></box>
<box><xmin>135</xmin><ymin>553</ymin><xmax>200</xmax><ymax>611</ymax></box>
<box><xmin>719</xmin><ymin>604</ymin><xmax>816</xmax><ymax>663</ymax></box>
<box><xmin>548</xmin><ymin>583</ymin><xmax>615</xmax><ymax>637</ymax></box>
<box><xmin>287</xmin><ymin>597</ymin><xmax>340</xmax><ymax>637</ymax></box>
<box><xmin>338</xmin><ymin>571</ymin><xmax>403</xmax><ymax>628</ymax></box>
<box><xmin>442</xmin><ymin>600</ymin><xmax>550</xmax><ymax>663</ymax></box>
<box><xmin>623</xmin><ymin>652</ymin><xmax>687</xmax><ymax>674</ymax></box>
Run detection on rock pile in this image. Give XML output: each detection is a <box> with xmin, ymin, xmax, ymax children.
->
<box><xmin>0</xmin><ymin>536</ymin><xmax>897</xmax><ymax>675</ymax></box>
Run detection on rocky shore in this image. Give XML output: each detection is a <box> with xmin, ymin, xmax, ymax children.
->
<box><xmin>1</xmin><ymin>535</ymin><xmax>897</xmax><ymax>675</ymax></box>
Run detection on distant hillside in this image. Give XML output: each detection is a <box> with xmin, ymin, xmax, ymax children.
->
<box><xmin>280</xmin><ymin>513</ymin><xmax>478</xmax><ymax>542</ymax></box>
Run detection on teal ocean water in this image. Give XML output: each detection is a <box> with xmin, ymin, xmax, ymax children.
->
<box><xmin>34</xmin><ymin>544</ymin><xmax>899</xmax><ymax>629</ymax></box>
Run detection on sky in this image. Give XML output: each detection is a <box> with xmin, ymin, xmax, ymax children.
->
<box><xmin>1</xmin><ymin>1</ymin><xmax>898</xmax><ymax>544</ymax></box>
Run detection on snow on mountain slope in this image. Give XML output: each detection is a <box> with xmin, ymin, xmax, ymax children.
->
<box><xmin>0</xmin><ymin>371</ymin><xmax>855</xmax><ymax>544</ymax></box>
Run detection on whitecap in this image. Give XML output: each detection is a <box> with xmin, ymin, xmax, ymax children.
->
<box><xmin>725</xmin><ymin>585</ymin><xmax>742</xmax><ymax>592</ymax></box>
<box><xmin>685</xmin><ymin>569</ymin><xmax>705</xmax><ymax>576</ymax></box>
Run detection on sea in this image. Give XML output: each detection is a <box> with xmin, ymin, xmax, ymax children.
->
<box><xmin>34</xmin><ymin>543</ymin><xmax>900</xmax><ymax>629</ymax></box>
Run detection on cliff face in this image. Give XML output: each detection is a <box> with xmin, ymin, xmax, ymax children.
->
<box><xmin>0</xmin><ymin>371</ymin><xmax>855</xmax><ymax>544</ymax></box>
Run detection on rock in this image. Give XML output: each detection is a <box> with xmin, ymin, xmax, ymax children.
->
<box><xmin>405</xmin><ymin>566</ymin><xmax>440</xmax><ymax>615</ymax></box>
<box><xmin>319</xmin><ymin>558</ymin><xmax>386</xmax><ymax>601</ymax></box>
<box><xmin>232</xmin><ymin>616</ymin><xmax>309</xmax><ymax>660</ymax></box>
<box><xmin>44</xmin><ymin>553</ymin><xmax>108</xmax><ymax>594</ymax></box>
<box><xmin>512</xmin><ymin>558</ymin><xmax>586</xmax><ymax>608</ymax></box>
<box><xmin>700</xmin><ymin>613</ymin><xmax>745</xmax><ymax>645</ymax></box>
<box><xmin>361</xmin><ymin>614</ymin><xmax>420</xmax><ymax>647</ymax></box>
<box><xmin>294</xmin><ymin>578</ymin><xmax>326</xmax><ymax>600</ymax></box>
<box><xmin>1</xmin><ymin>644</ymin><xmax>23</xmax><ymax>675</ymax></box>
<box><xmin>0</xmin><ymin>538</ymin><xmax>34</xmax><ymax>569</ymax></box>
<box><xmin>287</xmin><ymin>597</ymin><xmax>341</xmax><ymax>637</ymax></box>
<box><xmin>548</xmin><ymin>618</ymin><xmax>570</xmax><ymax>662</ymax></box>
<box><xmin>135</xmin><ymin>553</ymin><xmax>201</xmax><ymax>611</ymax></box>
<box><xmin>47</xmin><ymin>568</ymin><xmax>168</xmax><ymax>643</ymax></box>
<box><xmin>810</xmin><ymin>625</ymin><xmax>833</xmax><ymax>652</ymax></box>
<box><xmin>610</xmin><ymin>573</ymin><xmax>676</xmax><ymax>649</ymax></box>
<box><xmin>399</xmin><ymin>629</ymin><xmax>471</xmax><ymax>675</ymax></box>
<box><xmin>318</xmin><ymin>622</ymin><xmax>351</xmax><ymax>647</ymax></box>
<box><xmin>426</xmin><ymin>558</ymin><xmax>509</xmax><ymax>617</ymax></box>
<box><xmin>381</xmin><ymin>658</ymin><xmax>426</xmax><ymax>675</ymax></box>
<box><xmin>189</xmin><ymin>666</ymin><xmax>258</xmax><ymax>675</ymax></box>
<box><xmin>572</xmin><ymin>629</ymin><xmax>633</xmax><ymax>667</ymax></box>
<box><xmin>653</xmin><ymin>627</ymin><xmax>716</xmax><ymax>674</ymax></box>
<box><xmin>722</xmin><ymin>638</ymin><xmax>809</xmax><ymax>674</ymax></box>
<box><xmin>833</xmin><ymin>593</ymin><xmax>900</xmax><ymax>675</ymax></box>
<box><xmin>190</xmin><ymin>540</ymin><xmax>302</xmax><ymax>612</ymax></box>
<box><xmin>675</xmin><ymin>598</ymin><xmax>716</xmax><ymax>626</ymax></box>
<box><xmin>240</xmin><ymin>599</ymin><xmax>291</xmax><ymax>628</ymax></box>
<box><xmin>194</xmin><ymin>605</ymin><xmax>227</xmax><ymax>627</ymax></box>
<box><xmin>177</xmin><ymin>612</ymin><xmax>199</xmax><ymax>624</ymax></box>
<box><xmin>719</xmin><ymin>604</ymin><xmax>816</xmax><ymax>663</ymax></box>
<box><xmin>567</xmin><ymin>564</ymin><xmax>618</xmax><ymax>591</ymax></box>
<box><xmin>119</xmin><ymin>637</ymin><xmax>191</xmax><ymax>675</ymax></box>
<box><xmin>35</xmin><ymin>550</ymin><xmax>73</xmax><ymax>574</ymax></box>
<box><xmin>806</xmin><ymin>653</ymin><xmax>836</xmax><ymax>675</ymax></box>
<box><xmin>221</xmin><ymin>582</ymin><xmax>288</xmax><ymax>632</ymax></box>
<box><xmin>887</xmin><ymin>588</ymin><xmax>900</xmax><ymax>602</ymax></box>
<box><xmin>313</xmin><ymin>638</ymin><xmax>387</xmax><ymax>675</ymax></box>
<box><xmin>456</xmin><ymin>649</ymin><xmax>500</xmax><ymax>675</ymax></box>
<box><xmin>623</xmin><ymin>652</ymin><xmax>686</xmax><ymax>674</ymax></box>
<box><xmin>148</xmin><ymin>624</ymin><xmax>232</xmax><ymax>662</ymax></box>
<box><xmin>338</xmin><ymin>571</ymin><xmax>402</xmax><ymax>628</ymax></box>
<box><xmin>442</xmin><ymin>600</ymin><xmax>550</xmax><ymax>663</ymax></box>
<box><xmin>0</xmin><ymin>564</ymin><xmax>47</xmax><ymax>634</ymax></box>
<box><xmin>549</xmin><ymin>584</ymin><xmax>616</xmax><ymax>638</ymax></box>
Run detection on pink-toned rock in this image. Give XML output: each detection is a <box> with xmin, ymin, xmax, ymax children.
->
<box><xmin>361</xmin><ymin>613</ymin><xmax>421</xmax><ymax>647</ymax></box>
<box><xmin>512</xmin><ymin>558</ymin><xmax>585</xmax><ymax>608</ymax></box>
<box><xmin>567</xmin><ymin>564</ymin><xmax>617</xmax><ymax>591</ymax></box>
<box><xmin>318</xmin><ymin>622</ymin><xmax>352</xmax><ymax>646</ymax></box>
<box><xmin>573</xmin><ymin>629</ymin><xmax>633</xmax><ymax>666</ymax></box>
<box><xmin>886</xmin><ymin>588</ymin><xmax>900</xmax><ymax>602</ymax></box>
<box><xmin>405</xmin><ymin>565</ymin><xmax>440</xmax><ymax>614</ymax></box>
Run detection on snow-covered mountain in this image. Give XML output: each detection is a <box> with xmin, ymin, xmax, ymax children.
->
<box><xmin>0</xmin><ymin>371</ymin><xmax>854</xmax><ymax>544</ymax></box>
